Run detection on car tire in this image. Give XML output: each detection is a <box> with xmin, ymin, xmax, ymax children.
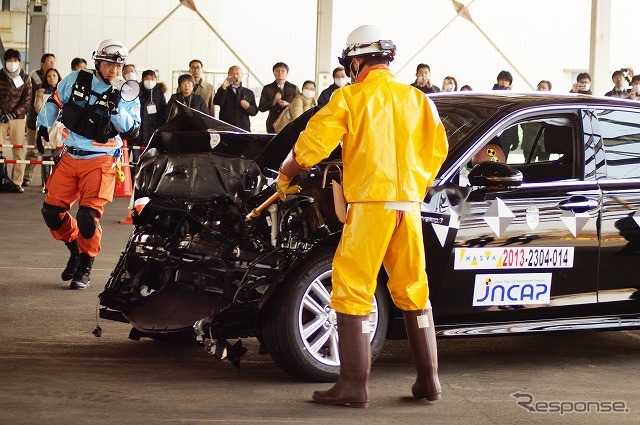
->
<box><xmin>260</xmin><ymin>248</ymin><xmax>390</xmax><ymax>382</ymax></box>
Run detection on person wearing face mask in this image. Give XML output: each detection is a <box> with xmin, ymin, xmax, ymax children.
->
<box><xmin>0</xmin><ymin>49</ymin><xmax>32</xmax><ymax>193</ymax></box>
<box><xmin>123</xmin><ymin>64</ymin><xmax>137</xmax><ymax>82</ymax></box>
<box><xmin>318</xmin><ymin>66</ymin><xmax>349</xmax><ymax>107</ymax></box>
<box><xmin>628</xmin><ymin>75</ymin><xmax>640</xmax><ymax>101</ymax></box>
<box><xmin>36</xmin><ymin>39</ymin><xmax>140</xmax><ymax>290</ymax></box>
<box><xmin>289</xmin><ymin>80</ymin><xmax>317</xmax><ymax>120</ymax></box>
<box><xmin>276</xmin><ymin>25</ymin><xmax>448</xmax><ymax>407</ymax></box>
<box><xmin>129</xmin><ymin>70</ymin><xmax>167</xmax><ymax>164</ymax></box>
<box><xmin>213</xmin><ymin>65</ymin><xmax>258</xmax><ymax>131</ymax></box>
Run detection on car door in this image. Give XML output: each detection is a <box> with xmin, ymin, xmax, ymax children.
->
<box><xmin>424</xmin><ymin>110</ymin><xmax>600</xmax><ymax>329</ymax></box>
<box><xmin>593</xmin><ymin>107</ymin><xmax>640</xmax><ymax>316</ymax></box>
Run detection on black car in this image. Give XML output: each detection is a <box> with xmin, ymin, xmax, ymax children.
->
<box><xmin>99</xmin><ymin>94</ymin><xmax>640</xmax><ymax>382</ymax></box>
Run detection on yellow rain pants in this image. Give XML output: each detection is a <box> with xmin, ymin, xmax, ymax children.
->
<box><xmin>331</xmin><ymin>202</ymin><xmax>428</xmax><ymax>315</ymax></box>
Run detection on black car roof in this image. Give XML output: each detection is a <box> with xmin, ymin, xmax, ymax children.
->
<box><xmin>430</xmin><ymin>91</ymin><xmax>640</xmax><ymax>114</ymax></box>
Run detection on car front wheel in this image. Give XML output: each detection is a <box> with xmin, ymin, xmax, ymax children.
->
<box><xmin>260</xmin><ymin>248</ymin><xmax>390</xmax><ymax>382</ymax></box>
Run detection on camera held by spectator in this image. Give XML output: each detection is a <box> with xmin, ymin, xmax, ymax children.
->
<box><xmin>620</xmin><ymin>67</ymin><xmax>634</xmax><ymax>84</ymax></box>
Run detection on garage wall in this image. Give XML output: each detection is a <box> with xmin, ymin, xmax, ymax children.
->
<box><xmin>41</xmin><ymin>0</ymin><xmax>639</xmax><ymax>132</ymax></box>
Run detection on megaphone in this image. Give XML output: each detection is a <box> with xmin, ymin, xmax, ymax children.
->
<box><xmin>110</xmin><ymin>76</ymin><xmax>140</xmax><ymax>101</ymax></box>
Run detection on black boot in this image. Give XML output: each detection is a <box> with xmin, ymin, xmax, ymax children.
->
<box><xmin>42</xmin><ymin>161</ymin><xmax>51</xmax><ymax>186</ymax></box>
<box><xmin>69</xmin><ymin>253</ymin><xmax>94</xmax><ymax>290</ymax></box>
<box><xmin>61</xmin><ymin>240</ymin><xmax>80</xmax><ymax>281</ymax></box>
<box><xmin>42</xmin><ymin>161</ymin><xmax>51</xmax><ymax>193</ymax></box>
<box><xmin>312</xmin><ymin>313</ymin><xmax>371</xmax><ymax>408</ymax></box>
<box><xmin>403</xmin><ymin>307</ymin><xmax>441</xmax><ymax>401</ymax></box>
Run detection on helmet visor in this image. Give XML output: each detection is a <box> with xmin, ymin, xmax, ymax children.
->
<box><xmin>95</xmin><ymin>44</ymin><xmax>128</xmax><ymax>64</ymax></box>
<box><xmin>340</xmin><ymin>40</ymin><xmax>395</xmax><ymax>63</ymax></box>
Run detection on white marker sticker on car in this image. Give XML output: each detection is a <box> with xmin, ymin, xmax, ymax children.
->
<box><xmin>208</xmin><ymin>131</ymin><xmax>221</xmax><ymax>150</ymax></box>
<box><xmin>473</xmin><ymin>273</ymin><xmax>552</xmax><ymax>306</ymax></box>
<box><xmin>526</xmin><ymin>206</ymin><xmax>539</xmax><ymax>230</ymax></box>
<box><xmin>455</xmin><ymin>247</ymin><xmax>574</xmax><ymax>270</ymax></box>
<box><xmin>483</xmin><ymin>198</ymin><xmax>515</xmax><ymax>237</ymax></box>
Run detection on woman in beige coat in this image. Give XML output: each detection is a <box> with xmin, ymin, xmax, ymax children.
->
<box><xmin>289</xmin><ymin>80</ymin><xmax>317</xmax><ymax>120</ymax></box>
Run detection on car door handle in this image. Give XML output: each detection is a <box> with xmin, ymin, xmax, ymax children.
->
<box><xmin>558</xmin><ymin>196</ymin><xmax>599</xmax><ymax>212</ymax></box>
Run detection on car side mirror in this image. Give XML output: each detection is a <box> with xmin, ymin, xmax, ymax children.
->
<box><xmin>468</xmin><ymin>161</ymin><xmax>523</xmax><ymax>189</ymax></box>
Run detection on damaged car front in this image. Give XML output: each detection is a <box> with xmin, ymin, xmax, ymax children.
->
<box><xmin>98</xmin><ymin>103</ymin><xmax>389</xmax><ymax>381</ymax></box>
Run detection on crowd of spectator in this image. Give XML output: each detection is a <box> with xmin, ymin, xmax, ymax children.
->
<box><xmin>2</xmin><ymin>48</ymin><xmax>639</xmax><ymax>194</ymax></box>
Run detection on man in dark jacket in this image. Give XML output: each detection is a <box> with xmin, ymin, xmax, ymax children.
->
<box><xmin>411</xmin><ymin>63</ymin><xmax>440</xmax><ymax>94</ymax></box>
<box><xmin>0</xmin><ymin>49</ymin><xmax>32</xmax><ymax>193</ymax></box>
<box><xmin>258</xmin><ymin>62</ymin><xmax>298</xmax><ymax>133</ymax></box>
<box><xmin>213</xmin><ymin>65</ymin><xmax>258</xmax><ymax>131</ymax></box>
<box><xmin>318</xmin><ymin>66</ymin><xmax>349</xmax><ymax>108</ymax></box>
<box><xmin>604</xmin><ymin>69</ymin><xmax>632</xmax><ymax>98</ymax></box>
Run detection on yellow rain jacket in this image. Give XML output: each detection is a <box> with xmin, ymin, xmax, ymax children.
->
<box><xmin>293</xmin><ymin>67</ymin><xmax>448</xmax><ymax>202</ymax></box>
<box><xmin>290</xmin><ymin>66</ymin><xmax>448</xmax><ymax>315</ymax></box>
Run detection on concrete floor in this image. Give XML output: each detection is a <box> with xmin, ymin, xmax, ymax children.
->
<box><xmin>1</xmin><ymin>176</ymin><xmax>640</xmax><ymax>425</ymax></box>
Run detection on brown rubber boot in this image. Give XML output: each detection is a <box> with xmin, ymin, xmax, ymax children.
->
<box><xmin>403</xmin><ymin>306</ymin><xmax>441</xmax><ymax>400</ymax></box>
<box><xmin>312</xmin><ymin>313</ymin><xmax>371</xmax><ymax>408</ymax></box>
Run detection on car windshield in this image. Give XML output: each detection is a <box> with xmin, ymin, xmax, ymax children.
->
<box><xmin>432</xmin><ymin>96</ymin><xmax>509</xmax><ymax>152</ymax></box>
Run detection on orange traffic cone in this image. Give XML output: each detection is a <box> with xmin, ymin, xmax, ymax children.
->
<box><xmin>119</xmin><ymin>209</ymin><xmax>133</xmax><ymax>224</ymax></box>
<box><xmin>119</xmin><ymin>191</ymin><xmax>134</xmax><ymax>224</ymax></box>
<box><xmin>114</xmin><ymin>139</ymin><xmax>133</xmax><ymax>197</ymax></box>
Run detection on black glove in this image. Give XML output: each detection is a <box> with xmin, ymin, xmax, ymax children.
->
<box><xmin>36</xmin><ymin>125</ymin><xmax>49</xmax><ymax>155</ymax></box>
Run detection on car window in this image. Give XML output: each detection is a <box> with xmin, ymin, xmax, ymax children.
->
<box><xmin>596</xmin><ymin>109</ymin><xmax>640</xmax><ymax>179</ymax></box>
<box><xmin>457</xmin><ymin>117</ymin><xmax>576</xmax><ymax>186</ymax></box>
<box><xmin>500</xmin><ymin>118</ymin><xmax>573</xmax><ymax>166</ymax></box>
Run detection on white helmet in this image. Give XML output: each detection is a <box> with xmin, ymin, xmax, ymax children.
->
<box><xmin>339</xmin><ymin>25</ymin><xmax>396</xmax><ymax>66</ymax></box>
<box><xmin>92</xmin><ymin>39</ymin><xmax>128</xmax><ymax>64</ymax></box>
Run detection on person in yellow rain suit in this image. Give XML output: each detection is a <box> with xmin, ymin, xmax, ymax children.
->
<box><xmin>276</xmin><ymin>25</ymin><xmax>448</xmax><ymax>408</ymax></box>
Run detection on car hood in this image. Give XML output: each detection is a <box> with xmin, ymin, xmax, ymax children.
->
<box><xmin>134</xmin><ymin>102</ymin><xmax>320</xmax><ymax>203</ymax></box>
<box><xmin>144</xmin><ymin>101</ymin><xmax>318</xmax><ymax>171</ymax></box>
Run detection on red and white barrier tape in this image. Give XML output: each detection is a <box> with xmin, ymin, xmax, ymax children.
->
<box><xmin>1</xmin><ymin>143</ymin><xmax>146</xmax><ymax>150</ymax></box>
<box><xmin>0</xmin><ymin>144</ymin><xmax>37</xmax><ymax>149</ymax></box>
<box><xmin>0</xmin><ymin>159</ymin><xmax>55</xmax><ymax>165</ymax></box>
<box><xmin>0</xmin><ymin>159</ymin><xmax>135</xmax><ymax>167</ymax></box>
